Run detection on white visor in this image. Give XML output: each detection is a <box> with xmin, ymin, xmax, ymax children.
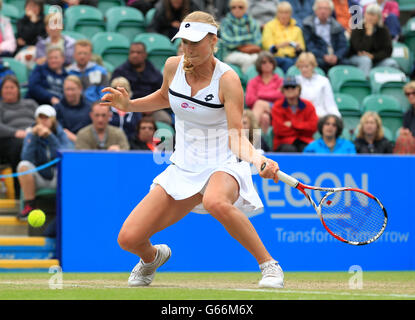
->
<box><xmin>171</xmin><ymin>22</ymin><xmax>217</xmax><ymax>42</ymax></box>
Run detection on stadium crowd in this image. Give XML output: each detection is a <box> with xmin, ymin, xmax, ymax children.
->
<box><xmin>1</xmin><ymin>0</ymin><xmax>415</xmax><ymax>220</ymax></box>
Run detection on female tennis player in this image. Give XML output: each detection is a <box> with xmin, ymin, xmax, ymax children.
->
<box><xmin>101</xmin><ymin>11</ymin><xmax>284</xmax><ymax>289</ymax></box>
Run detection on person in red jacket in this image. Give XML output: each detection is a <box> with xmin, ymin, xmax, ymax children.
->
<box><xmin>271</xmin><ymin>77</ymin><xmax>318</xmax><ymax>152</ymax></box>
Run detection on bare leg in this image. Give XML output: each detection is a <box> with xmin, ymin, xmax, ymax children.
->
<box><xmin>202</xmin><ymin>171</ymin><xmax>273</xmax><ymax>265</ymax></box>
<box><xmin>17</xmin><ymin>166</ymin><xmax>35</xmax><ymax>201</ymax></box>
<box><xmin>118</xmin><ymin>185</ymin><xmax>203</xmax><ymax>263</ymax></box>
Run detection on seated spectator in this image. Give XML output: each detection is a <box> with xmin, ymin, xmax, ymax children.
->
<box><xmin>0</xmin><ymin>75</ymin><xmax>38</xmax><ymax>198</ymax></box>
<box><xmin>53</xmin><ymin>75</ymin><xmax>92</xmax><ymax>143</ymax></box>
<box><xmin>286</xmin><ymin>0</ymin><xmax>314</xmax><ymax>28</ymax></box>
<box><xmin>304</xmin><ymin>114</ymin><xmax>356</xmax><ymax>153</ymax></box>
<box><xmin>129</xmin><ymin>116</ymin><xmax>162</xmax><ymax>151</ymax></box>
<box><xmin>245</xmin><ymin>51</ymin><xmax>284</xmax><ymax>134</ymax></box>
<box><xmin>127</xmin><ymin>0</ymin><xmax>159</xmax><ymax>15</ymax></box>
<box><xmin>248</xmin><ymin>0</ymin><xmax>279</xmax><ymax>28</ymax></box>
<box><xmin>354</xmin><ymin>111</ymin><xmax>393</xmax><ymax>154</ymax></box>
<box><xmin>364</xmin><ymin>0</ymin><xmax>401</xmax><ymax>41</ymax></box>
<box><xmin>35</xmin><ymin>12</ymin><xmax>75</xmax><ymax>66</ymax></box>
<box><xmin>394</xmin><ymin>81</ymin><xmax>415</xmax><ymax>154</ymax></box>
<box><xmin>220</xmin><ymin>0</ymin><xmax>262</xmax><ymax>73</ymax></box>
<box><xmin>16</xmin><ymin>0</ymin><xmax>46</xmax><ymax>52</ymax></box>
<box><xmin>111</xmin><ymin>42</ymin><xmax>172</xmax><ymax>125</ymax></box>
<box><xmin>67</xmin><ymin>39</ymin><xmax>109</xmax><ymax>103</ymax></box>
<box><xmin>262</xmin><ymin>1</ymin><xmax>305</xmax><ymax>73</ymax></box>
<box><xmin>75</xmin><ymin>102</ymin><xmax>130</xmax><ymax>150</ymax></box>
<box><xmin>16</xmin><ymin>104</ymin><xmax>73</xmax><ymax>220</ymax></box>
<box><xmin>109</xmin><ymin>77</ymin><xmax>142</xmax><ymax>140</ymax></box>
<box><xmin>302</xmin><ymin>0</ymin><xmax>348</xmax><ymax>73</ymax></box>
<box><xmin>345</xmin><ymin>3</ymin><xmax>399</xmax><ymax>78</ymax></box>
<box><xmin>295</xmin><ymin>52</ymin><xmax>341</xmax><ymax>118</ymax></box>
<box><xmin>271</xmin><ymin>77</ymin><xmax>318</xmax><ymax>152</ymax></box>
<box><xmin>147</xmin><ymin>0</ymin><xmax>200</xmax><ymax>39</ymax></box>
<box><xmin>27</xmin><ymin>46</ymin><xmax>68</xmax><ymax>105</ymax></box>
<box><xmin>0</xmin><ymin>0</ymin><xmax>17</xmax><ymax>57</ymax></box>
<box><xmin>242</xmin><ymin>109</ymin><xmax>270</xmax><ymax>152</ymax></box>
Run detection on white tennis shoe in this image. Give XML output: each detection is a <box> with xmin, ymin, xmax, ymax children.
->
<box><xmin>128</xmin><ymin>244</ymin><xmax>171</xmax><ymax>287</ymax></box>
<box><xmin>258</xmin><ymin>260</ymin><xmax>284</xmax><ymax>289</ymax></box>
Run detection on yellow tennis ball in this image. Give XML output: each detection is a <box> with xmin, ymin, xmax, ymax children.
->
<box><xmin>28</xmin><ymin>209</ymin><xmax>46</xmax><ymax>228</ymax></box>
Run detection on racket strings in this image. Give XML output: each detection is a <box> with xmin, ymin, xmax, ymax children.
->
<box><xmin>320</xmin><ymin>190</ymin><xmax>386</xmax><ymax>243</ymax></box>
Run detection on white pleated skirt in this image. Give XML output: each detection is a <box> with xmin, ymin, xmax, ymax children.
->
<box><xmin>150</xmin><ymin>161</ymin><xmax>264</xmax><ymax>214</ymax></box>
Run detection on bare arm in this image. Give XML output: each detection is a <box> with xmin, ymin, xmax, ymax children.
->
<box><xmin>220</xmin><ymin>70</ymin><xmax>279</xmax><ymax>183</ymax></box>
<box><xmin>101</xmin><ymin>56</ymin><xmax>181</xmax><ymax>113</ymax></box>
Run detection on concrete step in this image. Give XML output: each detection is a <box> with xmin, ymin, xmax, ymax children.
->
<box><xmin>0</xmin><ymin>216</ymin><xmax>28</xmax><ymax>236</ymax></box>
<box><xmin>0</xmin><ymin>259</ymin><xmax>59</xmax><ymax>272</ymax></box>
<box><xmin>0</xmin><ymin>199</ymin><xmax>18</xmax><ymax>215</ymax></box>
<box><xmin>0</xmin><ymin>237</ymin><xmax>56</xmax><ymax>260</ymax></box>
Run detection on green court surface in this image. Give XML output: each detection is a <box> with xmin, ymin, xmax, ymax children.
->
<box><xmin>0</xmin><ymin>271</ymin><xmax>414</xmax><ymax>300</ymax></box>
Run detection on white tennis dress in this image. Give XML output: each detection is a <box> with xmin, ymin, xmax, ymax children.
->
<box><xmin>151</xmin><ymin>56</ymin><xmax>263</xmax><ymax>214</ymax></box>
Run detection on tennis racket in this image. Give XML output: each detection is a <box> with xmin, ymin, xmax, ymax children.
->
<box><xmin>261</xmin><ymin>163</ymin><xmax>388</xmax><ymax>245</ymax></box>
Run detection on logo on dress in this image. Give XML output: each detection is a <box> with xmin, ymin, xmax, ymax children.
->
<box><xmin>204</xmin><ymin>94</ymin><xmax>214</xmax><ymax>102</ymax></box>
<box><xmin>181</xmin><ymin>102</ymin><xmax>195</xmax><ymax>110</ymax></box>
<box><xmin>185</xmin><ymin>23</ymin><xmax>190</xmax><ymax>28</ymax></box>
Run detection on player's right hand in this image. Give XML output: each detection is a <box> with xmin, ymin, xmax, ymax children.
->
<box><xmin>101</xmin><ymin>87</ymin><xmax>130</xmax><ymax>112</ymax></box>
<box><xmin>257</xmin><ymin>157</ymin><xmax>279</xmax><ymax>184</ymax></box>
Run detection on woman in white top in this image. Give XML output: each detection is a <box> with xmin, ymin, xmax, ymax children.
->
<box><xmin>101</xmin><ymin>11</ymin><xmax>284</xmax><ymax>289</ymax></box>
<box><xmin>295</xmin><ymin>52</ymin><xmax>341</xmax><ymax>118</ymax></box>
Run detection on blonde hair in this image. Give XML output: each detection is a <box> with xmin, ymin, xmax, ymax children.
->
<box><xmin>403</xmin><ymin>81</ymin><xmax>415</xmax><ymax>93</ymax></box>
<box><xmin>365</xmin><ymin>3</ymin><xmax>383</xmax><ymax>27</ymax></box>
<box><xmin>111</xmin><ymin>77</ymin><xmax>132</xmax><ymax>98</ymax></box>
<box><xmin>295</xmin><ymin>52</ymin><xmax>318</xmax><ymax>68</ymax></box>
<box><xmin>75</xmin><ymin>39</ymin><xmax>93</xmax><ymax>51</ymax></box>
<box><xmin>229</xmin><ymin>0</ymin><xmax>249</xmax><ymax>7</ymax></box>
<box><xmin>181</xmin><ymin>11</ymin><xmax>219</xmax><ymax>74</ymax></box>
<box><xmin>64</xmin><ymin>75</ymin><xmax>83</xmax><ymax>89</ymax></box>
<box><xmin>313</xmin><ymin>0</ymin><xmax>334</xmax><ymax>12</ymax></box>
<box><xmin>276</xmin><ymin>1</ymin><xmax>293</xmax><ymax>15</ymax></box>
<box><xmin>356</xmin><ymin>111</ymin><xmax>384</xmax><ymax>140</ymax></box>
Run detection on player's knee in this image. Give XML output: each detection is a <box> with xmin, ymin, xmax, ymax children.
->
<box><xmin>117</xmin><ymin>229</ymin><xmax>142</xmax><ymax>252</ymax></box>
<box><xmin>203</xmin><ymin>197</ymin><xmax>233</xmax><ymax>220</ymax></box>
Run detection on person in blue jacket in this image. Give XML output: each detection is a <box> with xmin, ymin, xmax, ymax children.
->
<box><xmin>26</xmin><ymin>46</ymin><xmax>68</xmax><ymax>105</ymax></box>
<box><xmin>303</xmin><ymin>114</ymin><xmax>356</xmax><ymax>154</ymax></box>
<box><xmin>16</xmin><ymin>104</ymin><xmax>74</xmax><ymax>220</ymax></box>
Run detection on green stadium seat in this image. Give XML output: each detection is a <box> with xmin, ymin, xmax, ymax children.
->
<box><xmin>2</xmin><ymin>3</ymin><xmax>21</xmax><ymax>35</ymax></box>
<box><xmin>228</xmin><ymin>63</ymin><xmax>247</xmax><ymax>89</ymax></box>
<box><xmin>328</xmin><ymin>65</ymin><xmax>371</xmax><ymax>105</ymax></box>
<box><xmin>369</xmin><ymin>66</ymin><xmax>409</xmax><ymax>112</ymax></box>
<box><xmin>1</xmin><ymin>57</ymin><xmax>28</xmax><ymax>86</ymax></box>
<box><xmin>391</xmin><ymin>42</ymin><xmax>413</xmax><ymax>75</ymax></box>
<box><xmin>285</xmin><ymin>65</ymin><xmax>325</xmax><ymax>77</ymax></box>
<box><xmin>97</xmin><ymin>0</ymin><xmax>124</xmax><ymax>15</ymax></box>
<box><xmin>155</xmin><ymin>121</ymin><xmax>174</xmax><ymax>147</ymax></box>
<box><xmin>403</xmin><ymin>17</ymin><xmax>415</xmax><ymax>59</ymax></box>
<box><xmin>145</xmin><ymin>7</ymin><xmax>156</xmax><ymax>27</ymax></box>
<box><xmin>244</xmin><ymin>64</ymin><xmax>285</xmax><ymax>82</ymax></box>
<box><xmin>61</xmin><ymin>30</ymin><xmax>88</xmax><ymax>41</ymax></box>
<box><xmin>265</xmin><ymin>127</ymin><xmax>274</xmax><ymax>151</ymax></box>
<box><xmin>133</xmin><ymin>33</ymin><xmax>177</xmax><ymax>71</ymax></box>
<box><xmin>382</xmin><ymin>126</ymin><xmax>394</xmax><ymax>142</ymax></box>
<box><xmin>92</xmin><ymin>32</ymin><xmax>130</xmax><ymax>69</ymax></box>
<box><xmin>106</xmin><ymin>7</ymin><xmax>146</xmax><ymax>43</ymax></box>
<box><xmin>398</xmin><ymin>0</ymin><xmax>415</xmax><ymax>11</ymax></box>
<box><xmin>4</xmin><ymin>0</ymin><xmax>25</xmax><ymax>13</ymax></box>
<box><xmin>102</xmin><ymin>60</ymin><xmax>115</xmax><ymax>74</ymax></box>
<box><xmin>334</xmin><ymin>93</ymin><xmax>361</xmax><ymax>116</ymax></box>
<box><xmin>64</xmin><ymin>5</ymin><xmax>105</xmax><ymax>39</ymax></box>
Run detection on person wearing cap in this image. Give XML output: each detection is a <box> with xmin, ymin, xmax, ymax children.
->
<box><xmin>271</xmin><ymin>76</ymin><xmax>318</xmax><ymax>152</ymax></box>
<box><xmin>16</xmin><ymin>104</ymin><xmax>74</xmax><ymax>220</ymax></box>
<box><xmin>102</xmin><ymin>11</ymin><xmax>284</xmax><ymax>289</ymax></box>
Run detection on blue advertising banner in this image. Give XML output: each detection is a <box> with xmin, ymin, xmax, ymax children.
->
<box><xmin>58</xmin><ymin>151</ymin><xmax>415</xmax><ymax>272</ymax></box>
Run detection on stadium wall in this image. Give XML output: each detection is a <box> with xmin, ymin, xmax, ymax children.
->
<box><xmin>57</xmin><ymin>151</ymin><xmax>415</xmax><ymax>272</ymax></box>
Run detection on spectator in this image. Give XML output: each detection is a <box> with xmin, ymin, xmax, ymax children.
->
<box><xmin>127</xmin><ymin>0</ymin><xmax>159</xmax><ymax>15</ymax></box>
<box><xmin>345</xmin><ymin>3</ymin><xmax>398</xmax><ymax>78</ymax></box>
<box><xmin>363</xmin><ymin>0</ymin><xmax>401</xmax><ymax>41</ymax></box>
<box><xmin>27</xmin><ymin>46</ymin><xmax>68</xmax><ymax>105</ymax></box>
<box><xmin>35</xmin><ymin>12</ymin><xmax>75</xmax><ymax>66</ymax></box>
<box><xmin>75</xmin><ymin>102</ymin><xmax>130</xmax><ymax>151</ymax></box>
<box><xmin>67</xmin><ymin>39</ymin><xmax>109</xmax><ymax>103</ymax></box>
<box><xmin>129</xmin><ymin>116</ymin><xmax>161</xmax><ymax>151</ymax></box>
<box><xmin>220</xmin><ymin>0</ymin><xmax>262</xmax><ymax>73</ymax></box>
<box><xmin>0</xmin><ymin>0</ymin><xmax>17</xmax><ymax>57</ymax></box>
<box><xmin>304</xmin><ymin>114</ymin><xmax>356</xmax><ymax>153</ymax></box>
<box><xmin>302</xmin><ymin>0</ymin><xmax>348</xmax><ymax>73</ymax></box>
<box><xmin>193</xmin><ymin>0</ymin><xmax>229</xmax><ymax>22</ymax></box>
<box><xmin>16</xmin><ymin>104</ymin><xmax>73</xmax><ymax>220</ymax></box>
<box><xmin>16</xmin><ymin>0</ymin><xmax>46</xmax><ymax>51</ymax></box>
<box><xmin>147</xmin><ymin>0</ymin><xmax>200</xmax><ymax>39</ymax></box>
<box><xmin>295</xmin><ymin>52</ymin><xmax>341</xmax><ymax>118</ymax></box>
<box><xmin>271</xmin><ymin>76</ymin><xmax>318</xmax><ymax>152</ymax></box>
<box><xmin>111</xmin><ymin>42</ymin><xmax>171</xmax><ymax>125</ymax></box>
<box><xmin>53</xmin><ymin>75</ymin><xmax>91</xmax><ymax>143</ymax></box>
<box><xmin>332</xmin><ymin>0</ymin><xmax>352</xmax><ymax>36</ymax></box>
<box><xmin>109</xmin><ymin>77</ymin><xmax>142</xmax><ymax>139</ymax></box>
<box><xmin>286</xmin><ymin>0</ymin><xmax>314</xmax><ymax>28</ymax></box>
<box><xmin>0</xmin><ymin>75</ymin><xmax>38</xmax><ymax>198</ymax></box>
<box><xmin>353</xmin><ymin>111</ymin><xmax>393</xmax><ymax>154</ymax></box>
<box><xmin>242</xmin><ymin>109</ymin><xmax>270</xmax><ymax>152</ymax></box>
<box><xmin>393</xmin><ymin>81</ymin><xmax>415</xmax><ymax>154</ymax></box>
<box><xmin>262</xmin><ymin>1</ymin><xmax>305</xmax><ymax>73</ymax></box>
<box><xmin>245</xmin><ymin>51</ymin><xmax>284</xmax><ymax>135</ymax></box>
<box><xmin>248</xmin><ymin>0</ymin><xmax>279</xmax><ymax>28</ymax></box>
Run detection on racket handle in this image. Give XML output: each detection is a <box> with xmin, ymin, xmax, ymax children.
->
<box><xmin>277</xmin><ymin>170</ymin><xmax>299</xmax><ymax>188</ymax></box>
